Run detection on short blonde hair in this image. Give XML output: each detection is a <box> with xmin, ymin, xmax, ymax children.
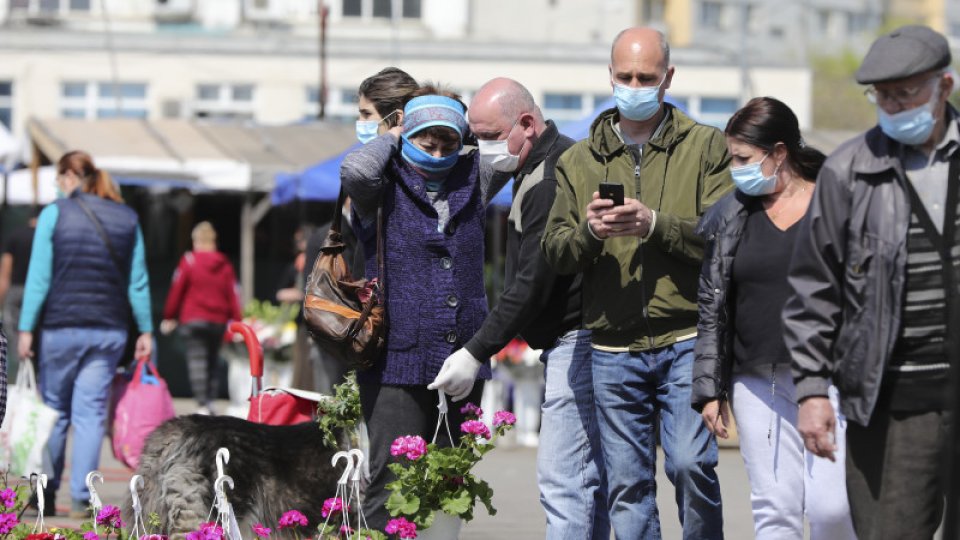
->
<box><xmin>191</xmin><ymin>221</ymin><xmax>217</xmax><ymax>245</ymax></box>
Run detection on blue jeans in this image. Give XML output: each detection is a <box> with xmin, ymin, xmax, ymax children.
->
<box><xmin>592</xmin><ymin>338</ymin><xmax>722</xmax><ymax>540</ymax></box>
<box><xmin>538</xmin><ymin>329</ymin><xmax>610</xmax><ymax>539</ymax></box>
<box><xmin>39</xmin><ymin>327</ymin><xmax>126</xmax><ymax>502</ymax></box>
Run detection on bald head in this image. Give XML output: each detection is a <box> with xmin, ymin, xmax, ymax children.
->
<box><xmin>472</xmin><ymin>78</ymin><xmax>542</xmax><ymax>124</ymax></box>
<box><xmin>469</xmin><ymin>77</ymin><xmax>546</xmax><ymax>172</ymax></box>
<box><xmin>611</xmin><ymin>27</ymin><xmax>670</xmax><ymax>70</ymax></box>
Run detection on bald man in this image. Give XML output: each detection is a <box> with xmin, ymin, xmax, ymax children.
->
<box><xmin>542</xmin><ymin>28</ymin><xmax>732</xmax><ymax>539</ymax></box>
<box><xmin>437</xmin><ymin>78</ymin><xmax>609</xmax><ymax>538</ymax></box>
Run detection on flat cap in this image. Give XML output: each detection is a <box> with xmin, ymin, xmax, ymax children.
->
<box><xmin>856</xmin><ymin>25</ymin><xmax>951</xmax><ymax>84</ymax></box>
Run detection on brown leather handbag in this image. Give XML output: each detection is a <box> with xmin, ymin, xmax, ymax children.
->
<box><xmin>303</xmin><ymin>189</ymin><xmax>386</xmax><ymax>371</ymax></box>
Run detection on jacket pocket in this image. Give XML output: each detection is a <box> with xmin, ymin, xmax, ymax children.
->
<box><xmin>386</xmin><ymin>300</ymin><xmax>418</xmax><ymax>351</ymax></box>
<box><xmin>457</xmin><ymin>297</ymin><xmax>489</xmax><ymax>343</ymax></box>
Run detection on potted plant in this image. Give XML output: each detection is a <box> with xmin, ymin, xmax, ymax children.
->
<box><xmin>384</xmin><ymin>404</ymin><xmax>516</xmax><ymax>538</ymax></box>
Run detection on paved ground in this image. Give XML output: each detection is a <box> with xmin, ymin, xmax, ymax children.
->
<box><xmin>21</xmin><ymin>398</ymin><xmax>758</xmax><ymax>539</ymax></box>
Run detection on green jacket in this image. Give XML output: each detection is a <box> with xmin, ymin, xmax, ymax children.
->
<box><xmin>541</xmin><ymin>105</ymin><xmax>732</xmax><ymax>351</ymax></box>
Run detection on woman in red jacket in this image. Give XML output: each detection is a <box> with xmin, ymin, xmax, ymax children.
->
<box><xmin>161</xmin><ymin>222</ymin><xmax>242</xmax><ymax>415</ymax></box>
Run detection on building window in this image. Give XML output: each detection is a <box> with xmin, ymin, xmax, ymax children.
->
<box><xmin>698</xmin><ymin>97</ymin><xmax>738</xmax><ymax>128</ymax></box>
<box><xmin>846</xmin><ymin>11</ymin><xmax>870</xmax><ymax>34</ymax></box>
<box><xmin>642</xmin><ymin>0</ymin><xmax>665</xmax><ymax>23</ymax></box>
<box><xmin>9</xmin><ymin>0</ymin><xmax>89</xmax><ymax>13</ymax></box>
<box><xmin>305</xmin><ymin>87</ymin><xmax>357</xmax><ymax>121</ymax></box>
<box><xmin>193</xmin><ymin>83</ymin><xmax>255</xmax><ymax>120</ymax></box>
<box><xmin>61</xmin><ymin>81</ymin><xmax>148</xmax><ymax>119</ymax></box>
<box><xmin>342</xmin><ymin>0</ymin><xmax>420</xmax><ymax>19</ymax></box>
<box><xmin>0</xmin><ymin>82</ymin><xmax>12</xmax><ymax>130</ymax></box>
<box><xmin>700</xmin><ymin>1</ymin><xmax>724</xmax><ymax>30</ymax></box>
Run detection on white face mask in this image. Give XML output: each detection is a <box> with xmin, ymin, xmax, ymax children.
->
<box><xmin>478</xmin><ymin>139</ymin><xmax>521</xmax><ymax>172</ymax></box>
<box><xmin>477</xmin><ymin>118</ymin><xmax>523</xmax><ymax>172</ymax></box>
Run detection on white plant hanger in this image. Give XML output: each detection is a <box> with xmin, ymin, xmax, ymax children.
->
<box><xmin>31</xmin><ymin>473</ymin><xmax>47</xmax><ymax>533</ymax></box>
<box><xmin>321</xmin><ymin>451</ymin><xmax>355</xmax><ymax>538</ymax></box>
<box><xmin>86</xmin><ymin>471</ymin><xmax>104</xmax><ymax>533</ymax></box>
<box><xmin>128</xmin><ymin>475</ymin><xmax>147</xmax><ymax>539</ymax></box>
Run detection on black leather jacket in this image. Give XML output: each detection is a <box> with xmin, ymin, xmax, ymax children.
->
<box><xmin>783</xmin><ymin>117</ymin><xmax>960</xmax><ymax>426</ymax></box>
<box><xmin>691</xmin><ymin>190</ymin><xmax>754</xmax><ymax>411</ymax></box>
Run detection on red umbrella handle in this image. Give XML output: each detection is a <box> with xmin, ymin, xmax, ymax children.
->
<box><xmin>228</xmin><ymin>321</ymin><xmax>264</xmax><ymax>397</ymax></box>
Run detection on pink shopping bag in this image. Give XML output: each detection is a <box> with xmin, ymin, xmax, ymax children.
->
<box><xmin>110</xmin><ymin>357</ymin><xmax>176</xmax><ymax>470</ymax></box>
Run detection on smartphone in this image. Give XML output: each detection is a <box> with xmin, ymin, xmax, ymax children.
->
<box><xmin>598</xmin><ymin>182</ymin><xmax>625</xmax><ymax>206</ymax></box>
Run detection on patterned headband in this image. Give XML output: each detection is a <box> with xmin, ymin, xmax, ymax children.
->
<box><xmin>402</xmin><ymin>95</ymin><xmax>468</xmax><ymax>140</ymax></box>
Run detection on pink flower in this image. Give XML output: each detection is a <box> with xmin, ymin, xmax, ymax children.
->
<box><xmin>83</xmin><ymin>532</ymin><xmax>99</xmax><ymax>540</ymax></box>
<box><xmin>0</xmin><ymin>489</ymin><xmax>16</xmax><ymax>509</ymax></box>
<box><xmin>186</xmin><ymin>522</ymin><xmax>224</xmax><ymax>540</ymax></box>
<box><xmin>339</xmin><ymin>525</ymin><xmax>354</xmax><ymax>535</ymax></box>
<box><xmin>96</xmin><ymin>505</ymin><xmax>123</xmax><ymax>529</ymax></box>
<box><xmin>252</xmin><ymin>523</ymin><xmax>271</xmax><ymax>538</ymax></box>
<box><xmin>390</xmin><ymin>435</ymin><xmax>427</xmax><ymax>461</ymax></box>
<box><xmin>321</xmin><ymin>498</ymin><xmax>348</xmax><ymax>518</ymax></box>
<box><xmin>139</xmin><ymin>535</ymin><xmax>169</xmax><ymax>540</ymax></box>
<box><xmin>493</xmin><ymin>411</ymin><xmax>516</xmax><ymax>427</ymax></box>
<box><xmin>277</xmin><ymin>510</ymin><xmax>308</xmax><ymax>529</ymax></box>
<box><xmin>459</xmin><ymin>403</ymin><xmax>482</xmax><ymax>418</ymax></box>
<box><xmin>0</xmin><ymin>513</ymin><xmax>18</xmax><ymax>534</ymax></box>
<box><xmin>385</xmin><ymin>517</ymin><xmax>417</xmax><ymax>539</ymax></box>
<box><xmin>460</xmin><ymin>419</ymin><xmax>491</xmax><ymax>439</ymax></box>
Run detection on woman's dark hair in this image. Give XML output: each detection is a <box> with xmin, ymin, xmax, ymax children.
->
<box><xmin>358</xmin><ymin>67</ymin><xmax>418</xmax><ymax>128</ymax></box>
<box><xmin>57</xmin><ymin>150</ymin><xmax>123</xmax><ymax>203</ymax></box>
<box><xmin>724</xmin><ymin>96</ymin><xmax>826</xmax><ymax>181</ymax></box>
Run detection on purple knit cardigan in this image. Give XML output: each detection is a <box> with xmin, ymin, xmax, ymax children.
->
<box><xmin>356</xmin><ymin>154</ymin><xmax>491</xmax><ymax>386</ymax></box>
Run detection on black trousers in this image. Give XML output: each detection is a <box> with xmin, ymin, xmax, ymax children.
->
<box><xmin>180</xmin><ymin>321</ymin><xmax>226</xmax><ymax>406</ymax></box>
<box><xmin>845</xmin><ymin>407</ymin><xmax>952</xmax><ymax>540</ymax></box>
<box><xmin>359</xmin><ymin>380</ymin><xmax>485</xmax><ymax>530</ymax></box>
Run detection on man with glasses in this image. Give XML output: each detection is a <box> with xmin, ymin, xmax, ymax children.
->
<box><xmin>431</xmin><ymin>77</ymin><xmax>609</xmax><ymax>538</ymax></box>
<box><xmin>786</xmin><ymin>25</ymin><xmax>957</xmax><ymax>538</ymax></box>
<box><xmin>541</xmin><ymin>27</ymin><xmax>732</xmax><ymax>539</ymax></box>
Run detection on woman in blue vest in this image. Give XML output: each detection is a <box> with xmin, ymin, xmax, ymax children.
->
<box><xmin>18</xmin><ymin>150</ymin><xmax>152</xmax><ymax>517</ymax></box>
<box><xmin>340</xmin><ymin>85</ymin><xmax>508</xmax><ymax>528</ymax></box>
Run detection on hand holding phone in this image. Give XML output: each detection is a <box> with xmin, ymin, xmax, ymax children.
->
<box><xmin>598</xmin><ymin>182</ymin><xmax>625</xmax><ymax>207</ymax></box>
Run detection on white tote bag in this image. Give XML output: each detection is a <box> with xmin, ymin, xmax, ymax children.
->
<box><xmin>0</xmin><ymin>361</ymin><xmax>59</xmax><ymax>476</ymax></box>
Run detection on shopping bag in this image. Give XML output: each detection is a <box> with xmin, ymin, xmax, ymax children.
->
<box><xmin>111</xmin><ymin>357</ymin><xmax>176</xmax><ymax>470</ymax></box>
<box><xmin>0</xmin><ymin>361</ymin><xmax>58</xmax><ymax>476</ymax></box>
<box><xmin>247</xmin><ymin>386</ymin><xmax>325</xmax><ymax>425</ymax></box>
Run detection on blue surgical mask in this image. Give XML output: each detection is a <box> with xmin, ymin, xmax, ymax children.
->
<box><xmin>355</xmin><ymin>110</ymin><xmax>398</xmax><ymax>144</ymax></box>
<box><xmin>613</xmin><ymin>77</ymin><xmax>664</xmax><ymax>122</ymax></box>
<box><xmin>730</xmin><ymin>154</ymin><xmax>780</xmax><ymax>196</ymax></box>
<box><xmin>355</xmin><ymin>120</ymin><xmax>380</xmax><ymax>144</ymax></box>
<box><xmin>877</xmin><ymin>97</ymin><xmax>937</xmax><ymax>146</ymax></box>
<box><xmin>400</xmin><ymin>135</ymin><xmax>460</xmax><ymax>178</ymax></box>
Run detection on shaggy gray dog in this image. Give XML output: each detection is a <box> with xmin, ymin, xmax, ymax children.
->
<box><xmin>125</xmin><ymin>415</ymin><xmax>342</xmax><ymax>536</ymax></box>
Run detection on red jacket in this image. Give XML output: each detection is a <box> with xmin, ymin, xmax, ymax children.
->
<box><xmin>162</xmin><ymin>250</ymin><xmax>242</xmax><ymax>324</ymax></box>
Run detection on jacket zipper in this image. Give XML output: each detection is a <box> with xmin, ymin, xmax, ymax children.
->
<box><xmin>633</xmin><ymin>149</ymin><xmax>656</xmax><ymax>348</ymax></box>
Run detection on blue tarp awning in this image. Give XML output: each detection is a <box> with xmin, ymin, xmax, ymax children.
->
<box><xmin>271</xmin><ymin>143</ymin><xmax>360</xmax><ymax>205</ymax></box>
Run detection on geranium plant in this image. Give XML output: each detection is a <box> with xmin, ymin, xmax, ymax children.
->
<box><xmin>384</xmin><ymin>404</ymin><xmax>516</xmax><ymax>529</ymax></box>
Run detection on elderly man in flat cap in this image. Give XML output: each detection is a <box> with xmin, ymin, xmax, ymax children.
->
<box><xmin>783</xmin><ymin>25</ymin><xmax>957</xmax><ymax>539</ymax></box>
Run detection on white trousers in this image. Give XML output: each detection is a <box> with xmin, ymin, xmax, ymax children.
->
<box><xmin>731</xmin><ymin>367</ymin><xmax>857</xmax><ymax>540</ymax></box>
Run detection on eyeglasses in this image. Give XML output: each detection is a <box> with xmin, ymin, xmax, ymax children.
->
<box><xmin>864</xmin><ymin>73</ymin><xmax>941</xmax><ymax>107</ymax></box>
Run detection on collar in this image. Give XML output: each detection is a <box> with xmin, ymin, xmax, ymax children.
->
<box><xmin>612</xmin><ymin>107</ymin><xmax>671</xmax><ymax>147</ymax></box>
<box><xmin>516</xmin><ymin>120</ymin><xmax>561</xmax><ymax>176</ymax></box>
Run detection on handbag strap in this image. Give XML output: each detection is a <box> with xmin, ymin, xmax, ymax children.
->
<box><xmin>74</xmin><ymin>195</ymin><xmax>126</xmax><ymax>281</ymax></box>
<box><xmin>333</xmin><ymin>188</ymin><xmax>384</xmax><ymax>288</ymax></box>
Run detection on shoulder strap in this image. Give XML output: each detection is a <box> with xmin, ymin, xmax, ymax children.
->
<box><xmin>333</xmin><ymin>188</ymin><xmax>384</xmax><ymax>286</ymax></box>
<box><xmin>74</xmin><ymin>196</ymin><xmax>126</xmax><ymax>280</ymax></box>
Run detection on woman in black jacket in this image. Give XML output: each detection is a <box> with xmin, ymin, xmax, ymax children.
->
<box><xmin>692</xmin><ymin>97</ymin><xmax>855</xmax><ymax>540</ymax></box>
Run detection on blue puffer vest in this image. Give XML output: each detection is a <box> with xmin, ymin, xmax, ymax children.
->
<box><xmin>357</xmin><ymin>154</ymin><xmax>491</xmax><ymax>386</ymax></box>
<box><xmin>43</xmin><ymin>192</ymin><xmax>138</xmax><ymax>330</ymax></box>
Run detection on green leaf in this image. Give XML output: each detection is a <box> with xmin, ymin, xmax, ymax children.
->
<box><xmin>439</xmin><ymin>488</ymin><xmax>471</xmax><ymax>515</ymax></box>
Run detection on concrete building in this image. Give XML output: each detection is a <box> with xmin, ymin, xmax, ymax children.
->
<box><xmin>0</xmin><ymin>0</ymin><xmax>814</xmax><ymax>149</ymax></box>
<box><xmin>647</xmin><ymin>0</ymin><xmax>960</xmax><ymax>64</ymax></box>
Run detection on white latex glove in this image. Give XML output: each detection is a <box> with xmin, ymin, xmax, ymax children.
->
<box><xmin>428</xmin><ymin>348</ymin><xmax>482</xmax><ymax>402</ymax></box>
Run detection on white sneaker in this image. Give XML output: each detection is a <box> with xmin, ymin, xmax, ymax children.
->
<box><xmin>196</xmin><ymin>405</ymin><xmax>213</xmax><ymax>416</ymax></box>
